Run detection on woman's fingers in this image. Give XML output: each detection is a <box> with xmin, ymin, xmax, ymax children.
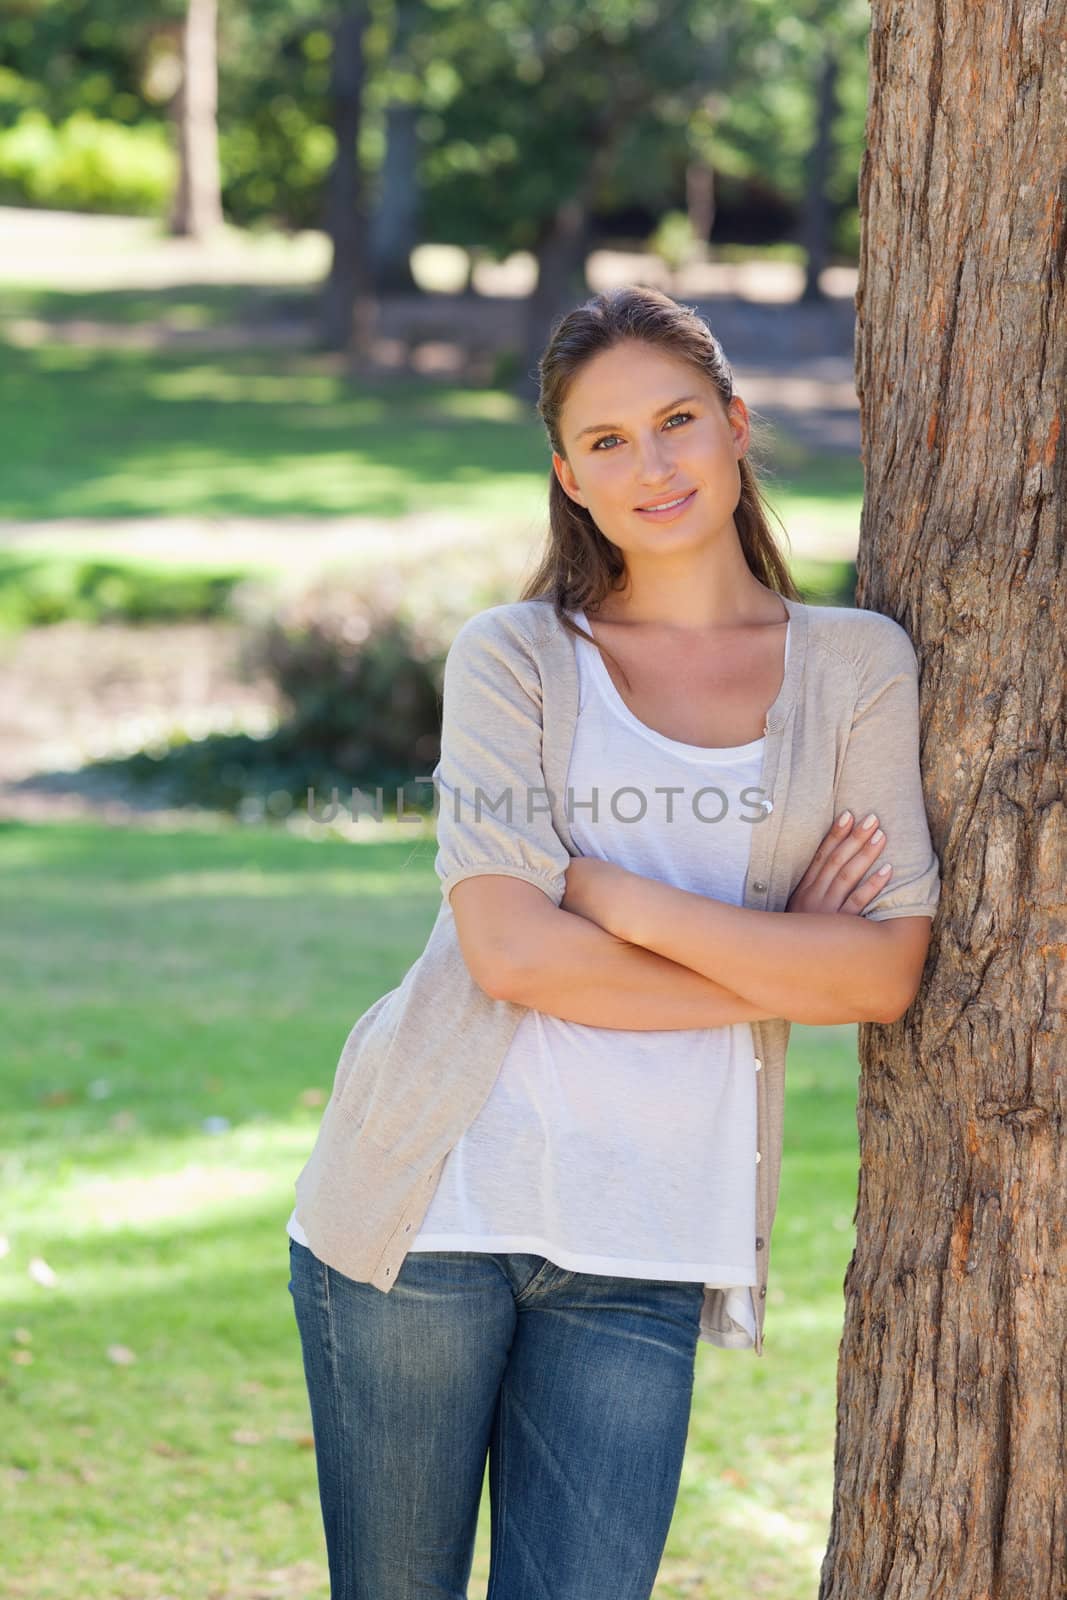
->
<box><xmin>815</xmin><ymin>812</ymin><xmax>886</xmax><ymax>893</ymax></box>
<box><xmin>825</xmin><ymin>825</ymin><xmax>895</xmax><ymax>915</ymax></box>
<box><xmin>789</xmin><ymin>809</ymin><xmax>893</xmax><ymax>915</ymax></box>
<box><xmin>791</xmin><ymin>808</ymin><xmax>857</xmax><ymax>894</ymax></box>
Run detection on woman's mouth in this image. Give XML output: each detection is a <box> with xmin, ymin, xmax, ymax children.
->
<box><xmin>634</xmin><ymin>488</ymin><xmax>697</xmax><ymax>521</ymax></box>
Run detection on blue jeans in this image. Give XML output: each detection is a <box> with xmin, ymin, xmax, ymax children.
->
<box><xmin>287</xmin><ymin>1238</ymin><xmax>706</xmax><ymax>1599</ymax></box>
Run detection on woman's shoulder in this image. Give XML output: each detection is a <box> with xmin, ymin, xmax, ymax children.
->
<box><xmin>800</xmin><ymin>600</ymin><xmax>921</xmax><ymax>683</ymax></box>
<box><xmin>449</xmin><ymin>598</ymin><xmax>560</xmax><ymax>654</ymax></box>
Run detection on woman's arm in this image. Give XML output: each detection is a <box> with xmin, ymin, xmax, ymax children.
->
<box><xmin>566</xmin><ymin>860</ymin><xmax>907</xmax><ymax>1025</ymax></box>
<box><xmin>553</xmin><ymin>617</ymin><xmax>943</xmax><ymax>1027</ymax></box>
<box><xmin>452</xmin><ymin>874</ymin><xmax>776</xmax><ymax>1029</ymax></box>
<box><xmin>561</xmin><ymin>815</ymin><xmax>927</xmax><ymax>1026</ymax></box>
<box><xmin>470</xmin><ymin>815</ymin><xmax>910</xmax><ymax>1029</ymax></box>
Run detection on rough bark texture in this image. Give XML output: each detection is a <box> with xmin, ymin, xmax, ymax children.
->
<box><xmin>818</xmin><ymin>5</ymin><xmax>1066</xmax><ymax>1598</ymax></box>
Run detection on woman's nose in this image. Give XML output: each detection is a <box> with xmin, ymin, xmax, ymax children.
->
<box><xmin>635</xmin><ymin>436</ymin><xmax>673</xmax><ymax>479</ymax></box>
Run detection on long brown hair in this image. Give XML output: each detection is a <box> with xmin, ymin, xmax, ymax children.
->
<box><xmin>519</xmin><ymin>285</ymin><xmax>802</xmax><ymax>691</ymax></box>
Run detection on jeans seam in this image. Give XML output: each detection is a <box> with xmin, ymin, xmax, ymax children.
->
<box><xmin>321</xmin><ymin>1262</ymin><xmax>353</xmax><ymax>1600</ymax></box>
<box><xmin>487</xmin><ymin>1376</ymin><xmax>509</xmax><ymax>1600</ymax></box>
<box><xmin>513</xmin><ymin>1255</ymin><xmax>558</xmax><ymax>1303</ymax></box>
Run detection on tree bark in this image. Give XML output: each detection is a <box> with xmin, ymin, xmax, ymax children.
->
<box><xmin>819</xmin><ymin>4</ymin><xmax>1066</xmax><ymax>1598</ymax></box>
<box><xmin>169</xmin><ymin>0</ymin><xmax>223</xmax><ymax>239</ymax></box>
<box><xmin>320</xmin><ymin>1</ymin><xmax>377</xmax><ymax>359</ymax></box>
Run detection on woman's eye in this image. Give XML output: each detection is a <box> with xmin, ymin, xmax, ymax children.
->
<box><xmin>591</xmin><ymin>411</ymin><xmax>693</xmax><ymax>451</ymax></box>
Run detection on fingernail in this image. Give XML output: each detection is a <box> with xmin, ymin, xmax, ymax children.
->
<box><xmin>861</xmin><ymin>813</ymin><xmax>877</xmax><ymax>828</ymax></box>
<box><xmin>837</xmin><ymin>810</ymin><xmax>852</xmax><ymax>827</ymax></box>
<box><xmin>877</xmin><ymin>863</ymin><xmax>892</xmax><ymax>874</ymax></box>
<box><xmin>871</xmin><ymin>828</ymin><xmax>884</xmax><ymax>843</ymax></box>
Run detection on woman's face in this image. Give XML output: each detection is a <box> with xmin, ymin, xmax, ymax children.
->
<box><xmin>552</xmin><ymin>340</ymin><xmax>750</xmax><ymax>558</ymax></box>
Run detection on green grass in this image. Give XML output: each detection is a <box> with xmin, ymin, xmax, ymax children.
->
<box><xmin>0</xmin><ymin>818</ymin><xmax>862</xmax><ymax>1599</ymax></box>
<box><xmin>0</xmin><ymin>340</ymin><xmax>548</xmax><ymax>521</ymax></box>
<box><xmin>0</xmin><ymin>280</ymin><xmax>314</xmax><ymax>330</ymax></box>
<box><xmin>0</xmin><ymin>321</ymin><xmax>862</xmax><ymax>537</ymax></box>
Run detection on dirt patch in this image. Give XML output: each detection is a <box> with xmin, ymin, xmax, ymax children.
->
<box><xmin>0</xmin><ymin>619</ymin><xmax>283</xmax><ymax>825</ymax></box>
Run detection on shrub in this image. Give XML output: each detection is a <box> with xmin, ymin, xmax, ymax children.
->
<box><xmin>246</xmin><ymin>574</ymin><xmax>448</xmax><ymax>785</ymax></box>
<box><xmin>93</xmin><ymin>576</ymin><xmax>455</xmax><ymax>817</ymax></box>
<box><xmin>0</xmin><ymin>110</ymin><xmax>174</xmax><ymax>214</ymax></box>
<box><xmin>0</xmin><ymin>555</ymin><xmax>243</xmax><ymax>632</ymax></box>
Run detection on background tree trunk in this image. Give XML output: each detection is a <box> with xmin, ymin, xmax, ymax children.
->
<box><xmin>320</xmin><ymin>0</ymin><xmax>376</xmax><ymax>359</ymax></box>
<box><xmin>800</xmin><ymin>44</ymin><xmax>838</xmax><ymax>302</ymax></box>
<box><xmin>370</xmin><ymin>0</ymin><xmax>422</xmax><ymax>295</ymax></box>
<box><xmin>686</xmin><ymin>158</ymin><xmax>716</xmax><ymax>252</ymax></box>
<box><xmin>819</xmin><ymin>4</ymin><xmax>1065</xmax><ymax>1597</ymax></box>
<box><xmin>516</xmin><ymin>124</ymin><xmax>626</xmax><ymax>404</ymax></box>
<box><xmin>169</xmin><ymin>0</ymin><xmax>222</xmax><ymax>239</ymax></box>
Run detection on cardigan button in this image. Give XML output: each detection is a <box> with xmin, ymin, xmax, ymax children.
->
<box><xmin>752</xmin><ymin>879</ymin><xmax>767</xmax><ymax>892</ymax></box>
<box><xmin>755</xmin><ymin>1151</ymin><xmax>762</xmax><ymax>1164</ymax></box>
<box><xmin>753</xmin><ymin>1057</ymin><xmax>762</xmax><ymax>1071</ymax></box>
<box><xmin>755</xmin><ymin>1237</ymin><xmax>765</xmax><ymax>1250</ymax></box>
<box><xmin>759</xmin><ymin>1285</ymin><xmax>767</xmax><ymax>1298</ymax></box>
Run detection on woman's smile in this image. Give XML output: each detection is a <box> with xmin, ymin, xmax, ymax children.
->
<box><xmin>634</xmin><ymin>488</ymin><xmax>698</xmax><ymax>522</ymax></box>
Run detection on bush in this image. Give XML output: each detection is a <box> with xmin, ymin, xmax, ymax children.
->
<box><xmin>92</xmin><ymin>576</ymin><xmax>455</xmax><ymax>818</ymax></box>
<box><xmin>0</xmin><ymin>110</ymin><xmax>174</xmax><ymax>214</ymax></box>
<box><xmin>246</xmin><ymin>575</ymin><xmax>448</xmax><ymax>790</ymax></box>
<box><xmin>0</xmin><ymin>555</ymin><xmax>243</xmax><ymax>632</ymax></box>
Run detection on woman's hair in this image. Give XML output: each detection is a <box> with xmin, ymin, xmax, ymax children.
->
<box><xmin>519</xmin><ymin>284</ymin><xmax>802</xmax><ymax>689</ymax></box>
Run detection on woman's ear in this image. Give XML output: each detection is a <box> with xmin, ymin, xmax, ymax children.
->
<box><xmin>552</xmin><ymin>450</ymin><xmax>587</xmax><ymax>507</ymax></box>
<box><xmin>728</xmin><ymin>396</ymin><xmax>751</xmax><ymax>458</ymax></box>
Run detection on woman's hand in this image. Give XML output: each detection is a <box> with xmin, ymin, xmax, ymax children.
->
<box><xmin>561</xmin><ymin>854</ymin><xmax>635</xmax><ymax>937</ymax></box>
<box><xmin>786</xmin><ymin>810</ymin><xmax>892</xmax><ymax>916</ymax></box>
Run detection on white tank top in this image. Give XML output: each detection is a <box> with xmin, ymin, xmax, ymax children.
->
<box><xmin>289</xmin><ymin>610</ymin><xmax>788</xmax><ymax>1349</ymax></box>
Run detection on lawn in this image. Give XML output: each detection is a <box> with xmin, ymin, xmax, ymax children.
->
<box><xmin>1</xmin><ymin>817</ymin><xmax>863</xmax><ymax>1599</ymax></box>
<box><xmin>0</xmin><ymin>288</ymin><xmax>863</xmax><ymax>556</ymax></box>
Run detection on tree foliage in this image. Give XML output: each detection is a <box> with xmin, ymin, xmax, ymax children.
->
<box><xmin>0</xmin><ymin>0</ymin><xmax>869</xmax><ymax>254</ymax></box>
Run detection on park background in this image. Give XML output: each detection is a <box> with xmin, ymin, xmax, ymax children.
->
<box><xmin>2</xmin><ymin>3</ymin><xmax>881</xmax><ymax>1596</ymax></box>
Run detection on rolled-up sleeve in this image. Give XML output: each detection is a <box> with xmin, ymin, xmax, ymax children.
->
<box><xmin>834</xmin><ymin>616</ymin><xmax>942</xmax><ymax>922</ymax></box>
<box><xmin>432</xmin><ymin>610</ymin><xmax>573</xmax><ymax>909</ymax></box>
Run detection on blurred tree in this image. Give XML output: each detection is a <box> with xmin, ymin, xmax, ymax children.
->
<box><xmin>319</xmin><ymin>0</ymin><xmax>375</xmax><ymax>356</ymax></box>
<box><xmin>369</xmin><ymin>0</ymin><xmax>422</xmax><ymax>293</ymax></box>
<box><xmin>169</xmin><ymin>0</ymin><xmax>222</xmax><ymax>237</ymax></box>
<box><xmin>799</xmin><ymin>39</ymin><xmax>838</xmax><ymax>299</ymax></box>
<box><xmin>820</xmin><ymin>0</ymin><xmax>1066</xmax><ymax>1594</ymax></box>
<box><xmin>0</xmin><ymin>0</ymin><xmax>872</xmax><ymax>297</ymax></box>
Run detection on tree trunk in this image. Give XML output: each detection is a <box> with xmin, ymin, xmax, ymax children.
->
<box><xmin>819</xmin><ymin>5</ymin><xmax>1066</xmax><ymax>1598</ymax></box>
<box><xmin>371</xmin><ymin>101</ymin><xmax>420</xmax><ymax>293</ymax></box>
<box><xmin>800</xmin><ymin>44</ymin><xmax>838</xmax><ymax>302</ymax></box>
<box><xmin>516</xmin><ymin>131</ymin><xmax>622</xmax><ymax>404</ymax></box>
<box><xmin>320</xmin><ymin>1</ymin><xmax>377</xmax><ymax>359</ymax></box>
<box><xmin>686</xmin><ymin>158</ymin><xmax>716</xmax><ymax>251</ymax></box>
<box><xmin>369</xmin><ymin>0</ymin><xmax>422</xmax><ymax>294</ymax></box>
<box><xmin>169</xmin><ymin>0</ymin><xmax>223</xmax><ymax>239</ymax></box>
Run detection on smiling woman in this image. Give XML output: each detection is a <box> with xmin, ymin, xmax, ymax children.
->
<box><xmin>286</xmin><ymin>286</ymin><xmax>942</xmax><ymax>1600</ymax></box>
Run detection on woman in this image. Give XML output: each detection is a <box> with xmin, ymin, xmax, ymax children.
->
<box><xmin>287</xmin><ymin>286</ymin><xmax>941</xmax><ymax>1600</ymax></box>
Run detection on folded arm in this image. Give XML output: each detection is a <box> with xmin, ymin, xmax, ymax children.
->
<box><xmin>449</xmin><ymin>874</ymin><xmax>777</xmax><ymax>1029</ymax></box>
<box><xmin>563</xmin><ymin>857</ymin><xmax>931</xmax><ymax>1025</ymax></box>
<box><xmin>559</xmin><ymin>611</ymin><xmax>942</xmax><ymax>1027</ymax></box>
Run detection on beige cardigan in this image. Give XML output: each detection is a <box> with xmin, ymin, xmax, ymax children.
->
<box><xmin>292</xmin><ymin>595</ymin><xmax>941</xmax><ymax>1354</ymax></box>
